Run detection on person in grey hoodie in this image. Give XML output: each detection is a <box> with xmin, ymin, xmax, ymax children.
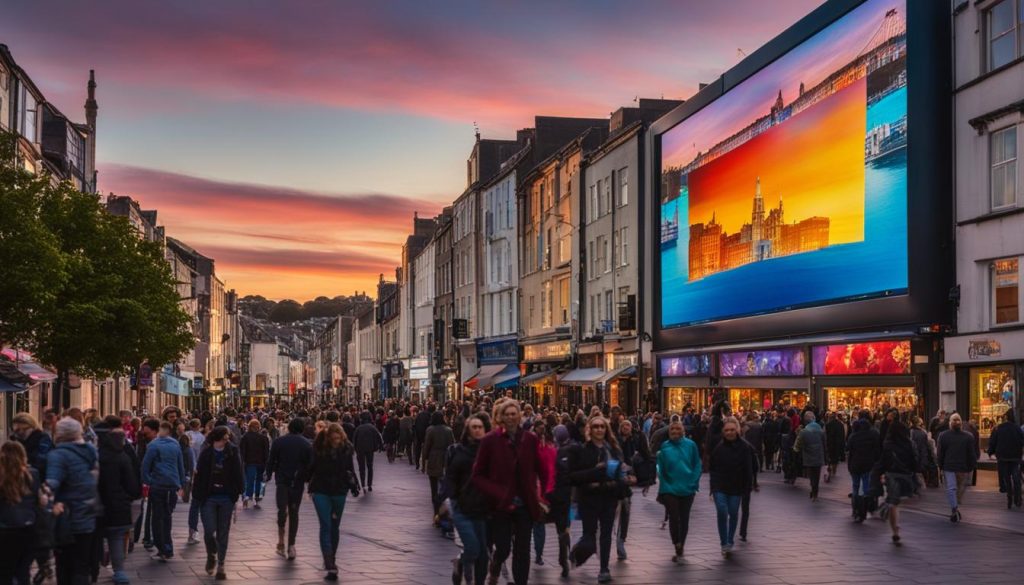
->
<box><xmin>795</xmin><ymin>412</ymin><xmax>827</xmax><ymax>501</ymax></box>
<box><xmin>46</xmin><ymin>417</ymin><xmax>100</xmax><ymax>585</ymax></box>
<box><xmin>141</xmin><ymin>420</ymin><xmax>186</xmax><ymax>561</ymax></box>
<box><xmin>937</xmin><ymin>413</ymin><xmax>976</xmax><ymax>522</ymax></box>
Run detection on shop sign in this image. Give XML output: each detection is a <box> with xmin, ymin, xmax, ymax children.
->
<box><xmin>138</xmin><ymin>361</ymin><xmax>153</xmax><ymax>387</ymax></box>
<box><xmin>659</xmin><ymin>353</ymin><xmax>711</xmax><ymax>376</ymax></box>
<box><xmin>477</xmin><ymin>338</ymin><xmax>518</xmax><ymax>365</ymax></box>
<box><xmin>719</xmin><ymin>348</ymin><xmax>806</xmax><ymax>377</ymax></box>
<box><xmin>811</xmin><ymin>340</ymin><xmax>910</xmax><ymax>375</ymax></box>
<box><xmin>523</xmin><ymin>340</ymin><xmax>571</xmax><ymax>362</ymax></box>
<box><xmin>968</xmin><ymin>340</ymin><xmax>1002</xmax><ymax>360</ymax></box>
<box><xmin>409</xmin><ymin>367</ymin><xmax>429</xmax><ymax>380</ymax></box>
<box><xmin>453</xmin><ymin>319</ymin><xmax>469</xmax><ymax>339</ymax></box>
<box><xmin>612</xmin><ymin>353</ymin><xmax>638</xmax><ymax>369</ymax></box>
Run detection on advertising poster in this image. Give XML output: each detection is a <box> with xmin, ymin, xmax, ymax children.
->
<box><xmin>719</xmin><ymin>349</ymin><xmax>807</xmax><ymax>377</ymax></box>
<box><xmin>812</xmin><ymin>340</ymin><xmax>911</xmax><ymax>375</ymax></box>
<box><xmin>660</xmin><ymin>0</ymin><xmax>908</xmax><ymax>327</ymax></box>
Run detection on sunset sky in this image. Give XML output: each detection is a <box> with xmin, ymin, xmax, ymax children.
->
<box><xmin>689</xmin><ymin>77</ymin><xmax>867</xmax><ymax>245</ymax></box>
<box><xmin>3</xmin><ymin>0</ymin><xmax>826</xmax><ymax>300</ymax></box>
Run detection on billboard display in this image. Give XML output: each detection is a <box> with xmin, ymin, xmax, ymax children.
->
<box><xmin>719</xmin><ymin>349</ymin><xmax>807</xmax><ymax>377</ymax></box>
<box><xmin>659</xmin><ymin>354</ymin><xmax>713</xmax><ymax>377</ymax></box>
<box><xmin>659</xmin><ymin>0</ymin><xmax>908</xmax><ymax>328</ymax></box>
<box><xmin>811</xmin><ymin>340</ymin><xmax>911</xmax><ymax>375</ymax></box>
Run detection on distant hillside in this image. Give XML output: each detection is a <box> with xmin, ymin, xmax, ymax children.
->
<box><xmin>239</xmin><ymin>293</ymin><xmax>373</xmax><ymax>323</ymax></box>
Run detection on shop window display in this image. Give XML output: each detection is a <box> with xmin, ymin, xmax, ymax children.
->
<box><xmin>774</xmin><ymin>390</ymin><xmax>809</xmax><ymax>410</ymax></box>
<box><xmin>970</xmin><ymin>365</ymin><xmax>1015</xmax><ymax>449</ymax></box>
<box><xmin>728</xmin><ymin>388</ymin><xmax>774</xmax><ymax>415</ymax></box>
<box><xmin>826</xmin><ymin>387</ymin><xmax>917</xmax><ymax>416</ymax></box>
<box><xmin>666</xmin><ymin>388</ymin><xmax>708</xmax><ymax>414</ymax></box>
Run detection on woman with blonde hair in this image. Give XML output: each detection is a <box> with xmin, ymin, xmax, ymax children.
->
<box><xmin>567</xmin><ymin>415</ymin><xmax>634</xmax><ymax>583</ymax></box>
<box><xmin>1</xmin><ymin>441</ymin><xmax>44</xmax><ymax>584</ymax></box>
<box><xmin>708</xmin><ymin>416</ymin><xmax>754</xmax><ymax>557</ymax></box>
<box><xmin>308</xmin><ymin>423</ymin><xmax>359</xmax><ymax>580</ymax></box>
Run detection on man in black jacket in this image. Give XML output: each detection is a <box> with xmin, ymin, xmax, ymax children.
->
<box><xmin>987</xmin><ymin>410</ymin><xmax>1024</xmax><ymax>508</ymax></box>
<box><xmin>265</xmin><ymin>418</ymin><xmax>313</xmax><ymax>560</ymax></box>
<box><xmin>352</xmin><ymin>411</ymin><xmax>383</xmax><ymax>491</ymax></box>
<box><xmin>413</xmin><ymin>404</ymin><xmax>433</xmax><ymax>471</ymax></box>
<box><xmin>937</xmin><ymin>413</ymin><xmax>977</xmax><ymax>522</ymax></box>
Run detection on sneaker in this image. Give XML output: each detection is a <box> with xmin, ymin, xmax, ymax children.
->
<box><xmin>950</xmin><ymin>509</ymin><xmax>960</xmax><ymax>523</ymax></box>
<box><xmin>276</xmin><ymin>542</ymin><xmax>285</xmax><ymax>556</ymax></box>
<box><xmin>112</xmin><ymin>570</ymin><xmax>131</xmax><ymax>585</ymax></box>
<box><xmin>143</xmin><ymin>541</ymin><xmax>154</xmax><ymax>551</ymax></box>
<box><xmin>287</xmin><ymin>545</ymin><xmax>296</xmax><ymax>560</ymax></box>
<box><xmin>215</xmin><ymin>565</ymin><xmax>227</xmax><ymax>580</ymax></box>
<box><xmin>206</xmin><ymin>554</ymin><xmax>217</xmax><ymax>575</ymax></box>
<box><xmin>326</xmin><ymin>568</ymin><xmax>338</xmax><ymax>581</ymax></box>
<box><xmin>150</xmin><ymin>552</ymin><xmax>168</xmax><ymax>562</ymax></box>
<box><xmin>187</xmin><ymin>530</ymin><xmax>200</xmax><ymax>545</ymax></box>
<box><xmin>598</xmin><ymin>571</ymin><xmax>611</xmax><ymax>583</ymax></box>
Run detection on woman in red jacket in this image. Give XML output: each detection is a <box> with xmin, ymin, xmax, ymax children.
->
<box><xmin>472</xmin><ymin>399</ymin><xmax>548</xmax><ymax>585</ymax></box>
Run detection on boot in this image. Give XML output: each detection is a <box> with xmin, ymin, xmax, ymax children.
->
<box><xmin>325</xmin><ymin>553</ymin><xmax>338</xmax><ymax>581</ymax></box>
<box><xmin>558</xmin><ymin>531</ymin><xmax>571</xmax><ymax>577</ymax></box>
<box><xmin>852</xmin><ymin>496</ymin><xmax>864</xmax><ymax>523</ymax></box>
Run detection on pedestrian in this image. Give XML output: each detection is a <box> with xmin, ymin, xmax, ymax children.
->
<box><xmin>548</xmin><ymin>425</ymin><xmax>576</xmax><ymax>578</ymax></box>
<box><xmin>47</xmin><ymin>417</ymin><xmax>101</xmax><ymax>584</ymax></box>
<box><xmin>874</xmin><ymin>420</ymin><xmax>918</xmax><ymax>544</ymax></box>
<box><xmin>265</xmin><ymin>417</ymin><xmax>313</xmax><ymax>560</ymax></box>
<box><xmin>937</xmin><ymin>413</ymin><xmax>977</xmax><ymax>522</ymax></box>
<box><xmin>308</xmin><ymin>422</ymin><xmax>360</xmax><ymax>580</ymax></box>
<box><xmin>193</xmin><ymin>426</ymin><xmax>244</xmax><ymax>579</ymax></box>
<box><xmin>472</xmin><ymin>399</ymin><xmax>549</xmax><ymax>585</ymax></box>
<box><xmin>761</xmin><ymin>411</ymin><xmax>780</xmax><ymax>470</ymax></box>
<box><xmin>656</xmin><ymin>420</ymin><xmax>701</xmax><ymax>563</ymax></box>
<box><xmin>400</xmin><ymin>406</ymin><xmax>416</xmax><ymax>464</ymax></box>
<box><xmin>794</xmin><ymin>412</ymin><xmax>826</xmax><ymax>501</ymax></box>
<box><xmin>414</xmin><ymin>405</ymin><xmax>432</xmax><ymax>470</ymax></box>
<box><xmin>567</xmin><ymin>415</ymin><xmax>634</xmax><ymax>584</ymax></box>
<box><xmin>614</xmin><ymin>418</ymin><xmax>650</xmax><ymax>561</ymax></box>
<box><xmin>140</xmin><ymin>420</ymin><xmax>185</xmax><ymax>562</ymax></box>
<box><xmin>987</xmin><ymin>410</ymin><xmax>1024</xmax><ymax>509</ymax></box>
<box><xmin>423</xmin><ymin>411</ymin><xmax>456</xmax><ymax>533</ymax></box>
<box><xmin>531</xmin><ymin>419</ymin><xmax>557</xmax><ymax>566</ymax></box>
<box><xmin>383</xmin><ymin>411</ymin><xmax>401</xmax><ymax>463</ymax></box>
<box><xmin>353</xmin><ymin>411</ymin><xmax>384</xmax><ymax>492</ymax></box>
<box><xmin>95</xmin><ymin>418</ymin><xmax>142</xmax><ymax>585</ymax></box>
<box><xmin>0</xmin><ymin>441</ymin><xmax>43</xmax><ymax>585</ymax></box>
<box><xmin>846</xmin><ymin>411</ymin><xmax>881</xmax><ymax>522</ymax></box>
<box><xmin>824</xmin><ymin>412</ymin><xmax>846</xmax><ymax>483</ymax></box>
<box><xmin>446</xmin><ymin>414</ymin><xmax>491</xmax><ymax>585</ymax></box>
<box><xmin>708</xmin><ymin>417</ymin><xmax>754</xmax><ymax>557</ymax></box>
<box><xmin>239</xmin><ymin>419</ymin><xmax>270</xmax><ymax>509</ymax></box>
<box><xmin>743</xmin><ymin>413</ymin><xmax>764</xmax><ymax>471</ymax></box>
<box><xmin>9</xmin><ymin>412</ymin><xmax>56</xmax><ymax>583</ymax></box>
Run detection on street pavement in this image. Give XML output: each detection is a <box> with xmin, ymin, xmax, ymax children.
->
<box><xmin>118</xmin><ymin>457</ymin><xmax>1024</xmax><ymax>585</ymax></box>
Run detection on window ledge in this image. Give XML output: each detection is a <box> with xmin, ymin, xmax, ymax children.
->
<box><xmin>958</xmin><ymin>205</ymin><xmax>1024</xmax><ymax>226</ymax></box>
<box><xmin>957</xmin><ymin>57</ymin><xmax>1024</xmax><ymax>95</ymax></box>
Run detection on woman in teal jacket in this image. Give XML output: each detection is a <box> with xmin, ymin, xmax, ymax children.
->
<box><xmin>656</xmin><ymin>420</ymin><xmax>701</xmax><ymax>563</ymax></box>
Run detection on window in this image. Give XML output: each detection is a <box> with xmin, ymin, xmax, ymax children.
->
<box><xmin>595</xmin><ymin>179</ymin><xmax>603</xmax><ymax>219</ymax></box>
<box><xmin>605</xmin><ymin>290</ymin><xmax>614</xmax><ymax>322</ymax></box>
<box><xmin>991</xmin><ymin>126</ymin><xmax>1018</xmax><ymax>210</ymax></box>
<box><xmin>620</xmin><ymin>227</ymin><xmax>629</xmax><ymax>266</ymax></box>
<box><xmin>529</xmin><ymin>295</ymin><xmax>535</xmax><ymax>328</ymax></box>
<box><xmin>994</xmin><ymin>257</ymin><xmax>1020</xmax><ymax>324</ymax></box>
<box><xmin>558</xmin><ymin>277</ymin><xmax>570</xmax><ymax>324</ymax></box>
<box><xmin>618</xmin><ymin>167</ymin><xmax>629</xmax><ymax>207</ymax></box>
<box><xmin>603</xmin><ymin>177</ymin><xmax>612</xmax><ymax>216</ymax></box>
<box><xmin>612</xmin><ymin>229</ymin><xmax>621</xmax><ymax>268</ymax></box>
<box><xmin>590</xmin><ymin>184</ymin><xmax>598</xmax><ymax>223</ymax></box>
<box><xmin>588</xmin><ymin>240</ymin><xmax>596</xmax><ymax>278</ymax></box>
<box><xmin>986</xmin><ymin>0</ymin><xmax>1021</xmax><ymax>71</ymax></box>
<box><xmin>545</xmin><ymin>228</ymin><xmax>552</xmax><ymax>269</ymax></box>
<box><xmin>619</xmin><ymin>286</ymin><xmax>630</xmax><ymax>305</ymax></box>
<box><xmin>541</xmin><ymin>281</ymin><xmax>551</xmax><ymax>328</ymax></box>
<box><xmin>603</xmin><ymin>236</ymin><xmax>610</xmax><ymax>273</ymax></box>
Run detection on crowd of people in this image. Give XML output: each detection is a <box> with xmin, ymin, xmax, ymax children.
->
<box><xmin>1</xmin><ymin>396</ymin><xmax>1022</xmax><ymax>585</ymax></box>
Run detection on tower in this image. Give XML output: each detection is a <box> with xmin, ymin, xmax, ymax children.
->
<box><xmin>84</xmin><ymin>70</ymin><xmax>98</xmax><ymax>192</ymax></box>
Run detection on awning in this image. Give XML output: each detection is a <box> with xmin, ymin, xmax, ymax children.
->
<box><xmin>1</xmin><ymin>349</ymin><xmax>57</xmax><ymax>383</ymax></box>
<box><xmin>490</xmin><ymin>364</ymin><xmax>520</xmax><ymax>390</ymax></box>
<box><xmin>558</xmin><ymin>368</ymin><xmax>606</xmax><ymax>386</ymax></box>
<box><xmin>598</xmin><ymin>365</ymin><xmax>637</xmax><ymax>385</ymax></box>
<box><xmin>0</xmin><ymin>359</ymin><xmax>30</xmax><ymax>393</ymax></box>
<box><xmin>161</xmin><ymin>373</ymin><xmax>192</xmax><ymax>396</ymax></box>
<box><xmin>521</xmin><ymin>368</ymin><xmax>558</xmax><ymax>385</ymax></box>
<box><xmin>464</xmin><ymin>364</ymin><xmax>507</xmax><ymax>390</ymax></box>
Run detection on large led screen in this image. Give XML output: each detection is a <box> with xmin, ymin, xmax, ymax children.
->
<box><xmin>660</xmin><ymin>0</ymin><xmax>908</xmax><ymax>328</ymax></box>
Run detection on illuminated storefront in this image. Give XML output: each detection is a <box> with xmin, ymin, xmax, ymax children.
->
<box><xmin>812</xmin><ymin>340</ymin><xmax>921</xmax><ymax>417</ymax></box>
<box><xmin>521</xmin><ymin>339</ymin><xmax>571</xmax><ymax>406</ymax></box>
<box><xmin>968</xmin><ymin>365</ymin><xmax>1015</xmax><ymax>450</ymax></box>
<box><xmin>660</xmin><ymin>353</ymin><xmax>714</xmax><ymax>414</ymax></box>
<box><xmin>945</xmin><ymin>331</ymin><xmax>1023</xmax><ymax>453</ymax></box>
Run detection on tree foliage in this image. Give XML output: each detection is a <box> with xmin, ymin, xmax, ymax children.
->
<box><xmin>0</xmin><ymin>130</ymin><xmax>193</xmax><ymax>385</ymax></box>
<box><xmin>240</xmin><ymin>293</ymin><xmax>372</xmax><ymax>323</ymax></box>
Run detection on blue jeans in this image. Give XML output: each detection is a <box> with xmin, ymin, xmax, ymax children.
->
<box><xmin>105</xmin><ymin>525</ymin><xmax>131</xmax><ymax>574</ymax></box>
<box><xmin>712</xmin><ymin>492</ymin><xmax>741</xmax><ymax>546</ymax></box>
<box><xmin>532</xmin><ymin>522</ymin><xmax>545</xmax><ymax>558</ymax></box>
<box><xmin>200</xmin><ymin>498</ymin><xmax>234</xmax><ymax>563</ymax></box>
<box><xmin>244</xmin><ymin>464</ymin><xmax>265</xmax><ymax>500</ymax></box>
<box><xmin>851</xmin><ymin>472</ymin><xmax>871</xmax><ymax>498</ymax></box>
<box><xmin>451</xmin><ymin>502</ymin><xmax>488</xmax><ymax>585</ymax></box>
<box><xmin>311</xmin><ymin>493</ymin><xmax>347</xmax><ymax>558</ymax></box>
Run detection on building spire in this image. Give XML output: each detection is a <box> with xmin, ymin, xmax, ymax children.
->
<box><xmin>85</xmin><ymin>70</ymin><xmax>98</xmax><ymax>130</ymax></box>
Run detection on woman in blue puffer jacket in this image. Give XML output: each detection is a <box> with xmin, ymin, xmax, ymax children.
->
<box><xmin>46</xmin><ymin>417</ymin><xmax>100</xmax><ymax>585</ymax></box>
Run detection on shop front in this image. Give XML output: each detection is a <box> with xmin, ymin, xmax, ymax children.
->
<box><xmin>659</xmin><ymin>352</ymin><xmax>714</xmax><ymax>414</ymax></box>
<box><xmin>718</xmin><ymin>348</ymin><xmax>810</xmax><ymax>415</ymax></box>
<box><xmin>467</xmin><ymin>337</ymin><xmax>520</xmax><ymax>399</ymax></box>
<box><xmin>945</xmin><ymin>330</ymin><xmax>1024</xmax><ymax>451</ymax></box>
<box><xmin>520</xmin><ymin>338</ymin><xmax>571</xmax><ymax>407</ymax></box>
<box><xmin>811</xmin><ymin>339</ymin><xmax>922</xmax><ymax>419</ymax></box>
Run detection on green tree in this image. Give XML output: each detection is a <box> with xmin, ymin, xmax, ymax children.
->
<box><xmin>269</xmin><ymin>299</ymin><xmax>303</xmax><ymax>323</ymax></box>
<box><xmin>0</xmin><ymin>130</ymin><xmax>194</xmax><ymax>410</ymax></box>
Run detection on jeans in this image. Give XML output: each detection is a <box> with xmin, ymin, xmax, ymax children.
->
<box><xmin>188</xmin><ymin>495</ymin><xmax>202</xmax><ymax>532</ymax></box>
<box><xmin>532</xmin><ymin>522</ymin><xmax>545</xmax><ymax>559</ymax></box>
<box><xmin>943</xmin><ymin>470</ymin><xmax>971</xmax><ymax>509</ymax></box>
<box><xmin>996</xmin><ymin>460</ymin><xmax>1022</xmax><ymax>503</ymax></box>
<box><xmin>201</xmin><ymin>499</ymin><xmax>234</xmax><ymax>563</ymax></box>
<box><xmin>55</xmin><ymin>532</ymin><xmax>94</xmax><ymax>585</ymax></box>
<box><xmin>617</xmin><ymin>495</ymin><xmax>631</xmax><ymax>542</ymax></box>
<box><xmin>489</xmin><ymin>506</ymin><xmax>532</xmax><ymax>585</ymax></box>
<box><xmin>659</xmin><ymin>493</ymin><xmax>694</xmax><ymax>548</ymax></box>
<box><xmin>451</xmin><ymin>502</ymin><xmax>488</xmax><ymax>585</ymax></box>
<box><xmin>805</xmin><ymin>466</ymin><xmax>822</xmax><ymax>497</ymax></box>
<box><xmin>356</xmin><ymin>452</ymin><xmax>374</xmax><ymax>488</ymax></box>
<box><xmin>105</xmin><ymin>525</ymin><xmax>131</xmax><ymax>574</ymax></box>
<box><xmin>149</xmin><ymin>487</ymin><xmax>178</xmax><ymax>557</ymax></box>
<box><xmin>275</xmin><ymin>485</ymin><xmax>304</xmax><ymax>546</ymax></box>
<box><xmin>851</xmin><ymin>472</ymin><xmax>871</xmax><ymax>497</ymax></box>
<box><xmin>571</xmin><ymin>499</ymin><xmax>617</xmax><ymax>572</ymax></box>
<box><xmin>712</xmin><ymin>492</ymin><xmax>741</xmax><ymax>546</ymax></box>
<box><xmin>244</xmin><ymin>464</ymin><xmax>265</xmax><ymax>500</ymax></box>
<box><xmin>311</xmin><ymin>493</ymin><xmax>347</xmax><ymax>558</ymax></box>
